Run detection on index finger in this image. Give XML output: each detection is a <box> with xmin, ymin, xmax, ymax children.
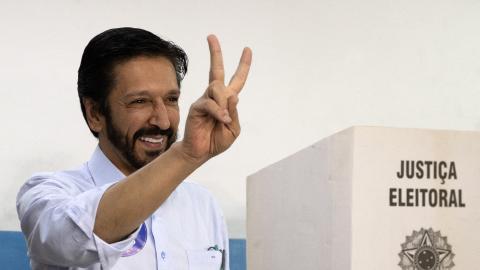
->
<box><xmin>207</xmin><ymin>35</ymin><xmax>225</xmax><ymax>83</ymax></box>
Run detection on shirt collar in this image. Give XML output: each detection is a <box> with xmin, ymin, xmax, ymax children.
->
<box><xmin>87</xmin><ymin>145</ymin><xmax>126</xmax><ymax>186</ymax></box>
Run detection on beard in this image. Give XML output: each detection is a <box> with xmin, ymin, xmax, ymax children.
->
<box><xmin>104</xmin><ymin>110</ymin><xmax>177</xmax><ymax>170</ymax></box>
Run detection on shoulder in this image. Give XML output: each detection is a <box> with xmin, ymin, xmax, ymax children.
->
<box><xmin>16</xmin><ymin>164</ymin><xmax>96</xmax><ymax>218</ymax></box>
<box><xmin>18</xmin><ymin>164</ymin><xmax>94</xmax><ymax>197</ymax></box>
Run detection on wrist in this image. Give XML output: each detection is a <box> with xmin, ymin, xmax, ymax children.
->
<box><xmin>169</xmin><ymin>142</ymin><xmax>209</xmax><ymax>168</ymax></box>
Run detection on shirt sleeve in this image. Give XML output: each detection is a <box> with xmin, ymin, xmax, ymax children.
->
<box><xmin>16</xmin><ymin>173</ymin><xmax>139</xmax><ymax>268</ymax></box>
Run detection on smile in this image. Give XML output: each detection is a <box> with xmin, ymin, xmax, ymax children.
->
<box><xmin>139</xmin><ymin>136</ymin><xmax>164</xmax><ymax>144</ymax></box>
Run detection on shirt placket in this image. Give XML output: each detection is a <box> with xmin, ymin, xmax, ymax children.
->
<box><xmin>151</xmin><ymin>214</ymin><xmax>169</xmax><ymax>270</ymax></box>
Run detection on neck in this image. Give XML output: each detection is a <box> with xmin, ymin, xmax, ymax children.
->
<box><xmin>98</xmin><ymin>137</ymin><xmax>136</xmax><ymax>176</ymax></box>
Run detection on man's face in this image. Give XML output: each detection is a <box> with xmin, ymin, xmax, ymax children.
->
<box><xmin>99</xmin><ymin>56</ymin><xmax>180</xmax><ymax>174</ymax></box>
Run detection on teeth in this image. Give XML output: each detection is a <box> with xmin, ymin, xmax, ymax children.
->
<box><xmin>140</xmin><ymin>136</ymin><xmax>164</xmax><ymax>144</ymax></box>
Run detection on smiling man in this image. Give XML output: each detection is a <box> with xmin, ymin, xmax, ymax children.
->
<box><xmin>16</xmin><ymin>27</ymin><xmax>252</xmax><ymax>270</ymax></box>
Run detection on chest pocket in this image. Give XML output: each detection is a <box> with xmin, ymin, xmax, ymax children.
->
<box><xmin>186</xmin><ymin>249</ymin><xmax>223</xmax><ymax>270</ymax></box>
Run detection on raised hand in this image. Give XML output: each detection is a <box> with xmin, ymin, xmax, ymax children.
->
<box><xmin>180</xmin><ymin>35</ymin><xmax>252</xmax><ymax>163</ymax></box>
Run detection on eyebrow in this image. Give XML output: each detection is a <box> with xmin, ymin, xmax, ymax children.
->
<box><xmin>123</xmin><ymin>89</ymin><xmax>181</xmax><ymax>98</ymax></box>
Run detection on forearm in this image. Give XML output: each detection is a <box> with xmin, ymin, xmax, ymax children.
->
<box><xmin>94</xmin><ymin>142</ymin><xmax>203</xmax><ymax>243</ymax></box>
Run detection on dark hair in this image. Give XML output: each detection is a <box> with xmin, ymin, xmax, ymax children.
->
<box><xmin>77</xmin><ymin>27</ymin><xmax>188</xmax><ymax>137</ymax></box>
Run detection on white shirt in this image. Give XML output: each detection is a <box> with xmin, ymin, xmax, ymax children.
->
<box><xmin>16</xmin><ymin>146</ymin><xmax>229</xmax><ymax>270</ymax></box>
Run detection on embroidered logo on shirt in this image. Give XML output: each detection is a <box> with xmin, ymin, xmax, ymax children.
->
<box><xmin>207</xmin><ymin>245</ymin><xmax>225</xmax><ymax>269</ymax></box>
<box><xmin>121</xmin><ymin>222</ymin><xmax>147</xmax><ymax>257</ymax></box>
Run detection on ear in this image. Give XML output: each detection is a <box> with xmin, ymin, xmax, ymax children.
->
<box><xmin>83</xmin><ymin>98</ymin><xmax>105</xmax><ymax>134</ymax></box>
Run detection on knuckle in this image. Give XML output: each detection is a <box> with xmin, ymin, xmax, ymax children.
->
<box><xmin>206</xmin><ymin>98</ymin><xmax>216</xmax><ymax>107</ymax></box>
<box><xmin>208</xmin><ymin>83</ymin><xmax>228</xmax><ymax>103</ymax></box>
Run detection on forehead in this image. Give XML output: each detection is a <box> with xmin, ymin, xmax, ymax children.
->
<box><xmin>111</xmin><ymin>56</ymin><xmax>179</xmax><ymax>97</ymax></box>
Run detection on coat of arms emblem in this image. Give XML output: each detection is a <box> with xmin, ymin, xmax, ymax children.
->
<box><xmin>399</xmin><ymin>228</ymin><xmax>454</xmax><ymax>270</ymax></box>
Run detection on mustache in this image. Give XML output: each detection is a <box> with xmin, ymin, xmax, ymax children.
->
<box><xmin>133</xmin><ymin>126</ymin><xmax>174</xmax><ymax>142</ymax></box>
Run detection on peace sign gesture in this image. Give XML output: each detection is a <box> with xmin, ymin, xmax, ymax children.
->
<box><xmin>179</xmin><ymin>35</ymin><xmax>252</xmax><ymax>164</ymax></box>
<box><xmin>208</xmin><ymin>35</ymin><xmax>251</xmax><ymax>97</ymax></box>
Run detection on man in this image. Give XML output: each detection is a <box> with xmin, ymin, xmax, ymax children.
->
<box><xmin>16</xmin><ymin>27</ymin><xmax>252</xmax><ymax>269</ymax></box>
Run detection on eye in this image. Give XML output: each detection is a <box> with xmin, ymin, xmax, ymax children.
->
<box><xmin>167</xmin><ymin>96</ymin><xmax>179</xmax><ymax>104</ymax></box>
<box><xmin>131</xmin><ymin>98</ymin><xmax>146</xmax><ymax>104</ymax></box>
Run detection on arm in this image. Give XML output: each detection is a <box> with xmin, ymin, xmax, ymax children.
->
<box><xmin>94</xmin><ymin>35</ymin><xmax>252</xmax><ymax>243</ymax></box>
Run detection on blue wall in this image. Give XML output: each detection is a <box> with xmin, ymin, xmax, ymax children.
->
<box><xmin>229</xmin><ymin>239</ymin><xmax>246</xmax><ymax>270</ymax></box>
<box><xmin>0</xmin><ymin>231</ymin><xmax>30</xmax><ymax>270</ymax></box>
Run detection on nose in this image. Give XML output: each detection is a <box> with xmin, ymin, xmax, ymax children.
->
<box><xmin>149</xmin><ymin>101</ymin><xmax>170</xmax><ymax>130</ymax></box>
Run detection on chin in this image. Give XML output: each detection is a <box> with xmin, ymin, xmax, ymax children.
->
<box><xmin>140</xmin><ymin>150</ymin><xmax>163</xmax><ymax>163</ymax></box>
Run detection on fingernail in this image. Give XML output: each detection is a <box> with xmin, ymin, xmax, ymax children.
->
<box><xmin>224</xmin><ymin>115</ymin><xmax>232</xmax><ymax>123</ymax></box>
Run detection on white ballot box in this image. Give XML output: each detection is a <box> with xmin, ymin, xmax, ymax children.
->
<box><xmin>247</xmin><ymin>126</ymin><xmax>480</xmax><ymax>270</ymax></box>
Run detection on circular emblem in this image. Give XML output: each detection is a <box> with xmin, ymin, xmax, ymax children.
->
<box><xmin>398</xmin><ymin>228</ymin><xmax>454</xmax><ymax>270</ymax></box>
